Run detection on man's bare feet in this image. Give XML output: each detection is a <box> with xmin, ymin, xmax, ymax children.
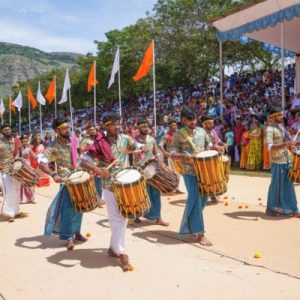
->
<box><xmin>293</xmin><ymin>212</ymin><xmax>300</xmax><ymax>218</ymax></box>
<box><xmin>119</xmin><ymin>254</ymin><xmax>134</xmax><ymax>272</ymax></box>
<box><xmin>155</xmin><ymin>219</ymin><xmax>169</xmax><ymax>227</ymax></box>
<box><xmin>8</xmin><ymin>217</ymin><xmax>14</xmax><ymax>223</ymax></box>
<box><xmin>74</xmin><ymin>233</ymin><xmax>87</xmax><ymax>242</ymax></box>
<box><xmin>196</xmin><ymin>234</ymin><xmax>213</xmax><ymax>247</ymax></box>
<box><xmin>67</xmin><ymin>240</ymin><xmax>74</xmax><ymax>251</ymax></box>
<box><xmin>108</xmin><ymin>247</ymin><xmax>120</xmax><ymax>258</ymax></box>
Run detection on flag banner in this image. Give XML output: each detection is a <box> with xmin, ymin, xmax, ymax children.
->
<box><xmin>0</xmin><ymin>98</ymin><xmax>5</xmax><ymax>115</ymax></box>
<box><xmin>37</xmin><ymin>82</ymin><xmax>46</xmax><ymax>105</ymax></box>
<box><xmin>87</xmin><ymin>60</ymin><xmax>98</xmax><ymax>92</ymax></box>
<box><xmin>133</xmin><ymin>40</ymin><xmax>154</xmax><ymax>81</ymax></box>
<box><xmin>45</xmin><ymin>77</ymin><xmax>56</xmax><ymax>103</ymax></box>
<box><xmin>108</xmin><ymin>48</ymin><xmax>120</xmax><ymax>89</ymax></box>
<box><xmin>13</xmin><ymin>91</ymin><xmax>23</xmax><ymax>111</ymax></box>
<box><xmin>9</xmin><ymin>96</ymin><xmax>16</xmax><ymax>113</ymax></box>
<box><xmin>28</xmin><ymin>84</ymin><xmax>38</xmax><ymax>109</ymax></box>
<box><xmin>59</xmin><ymin>69</ymin><xmax>71</xmax><ymax>104</ymax></box>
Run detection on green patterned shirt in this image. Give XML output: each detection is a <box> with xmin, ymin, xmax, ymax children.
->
<box><xmin>0</xmin><ymin>138</ymin><xmax>16</xmax><ymax>171</ymax></box>
<box><xmin>133</xmin><ymin>135</ymin><xmax>157</xmax><ymax>167</ymax></box>
<box><xmin>172</xmin><ymin>127</ymin><xmax>211</xmax><ymax>176</ymax></box>
<box><xmin>266</xmin><ymin>124</ymin><xmax>291</xmax><ymax>164</ymax></box>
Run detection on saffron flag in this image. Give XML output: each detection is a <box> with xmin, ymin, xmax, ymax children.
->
<box><xmin>13</xmin><ymin>91</ymin><xmax>23</xmax><ymax>112</ymax></box>
<box><xmin>87</xmin><ymin>60</ymin><xmax>98</xmax><ymax>92</ymax></box>
<box><xmin>45</xmin><ymin>77</ymin><xmax>56</xmax><ymax>103</ymax></box>
<box><xmin>37</xmin><ymin>82</ymin><xmax>46</xmax><ymax>105</ymax></box>
<box><xmin>108</xmin><ymin>48</ymin><xmax>120</xmax><ymax>89</ymax></box>
<box><xmin>59</xmin><ymin>69</ymin><xmax>71</xmax><ymax>104</ymax></box>
<box><xmin>9</xmin><ymin>96</ymin><xmax>16</xmax><ymax>113</ymax></box>
<box><xmin>28</xmin><ymin>84</ymin><xmax>38</xmax><ymax>109</ymax></box>
<box><xmin>133</xmin><ymin>40</ymin><xmax>154</xmax><ymax>81</ymax></box>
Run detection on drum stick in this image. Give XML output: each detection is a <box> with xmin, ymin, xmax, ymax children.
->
<box><xmin>294</xmin><ymin>128</ymin><xmax>300</xmax><ymax>141</ymax></box>
<box><xmin>106</xmin><ymin>160</ymin><xmax>117</xmax><ymax>170</ymax></box>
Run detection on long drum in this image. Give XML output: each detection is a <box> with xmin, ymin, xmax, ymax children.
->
<box><xmin>65</xmin><ymin>171</ymin><xmax>100</xmax><ymax>213</ymax></box>
<box><xmin>193</xmin><ymin>150</ymin><xmax>227</xmax><ymax>197</ymax></box>
<box><xmin>222</xmin><ymin>155</ymin><xmax>231</xmax><ymax>183</ymax></box>
<box><xmin>289</xmin><ymin>151</ymin><xmax>300</xmax><ymax>183</ymax></box>
<box><xmin>112</xmin><ymin>168</ymin><xmax>151</xmax><ymax>219</ymax></box>
<box><xmin>144</xmin><ymin>159</ymin><xmax>179</xmax><ymax>194</ymax></box>
<box><xmin>9</xmin><ymin>159</ymin><xmax>40</xmax><ymax>187</ymax></box>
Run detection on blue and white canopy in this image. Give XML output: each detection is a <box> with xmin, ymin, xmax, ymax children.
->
<box><xmin>213</xmin><ymin>0</ymin><xmax>300</xmax><ymax>53</ymax></box>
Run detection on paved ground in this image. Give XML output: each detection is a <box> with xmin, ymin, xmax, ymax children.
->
<box><xmin>1</xmin><ymin>174</ymin><xmax>300</xmax><ymax>300</ymax></box>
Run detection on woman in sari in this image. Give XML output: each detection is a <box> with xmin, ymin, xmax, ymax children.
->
<box><xmin>30</xmin><ymin>133</ymin><xmax>45</xmax><ymax>169</ymax></box>
<box><xmin>246</xmin><ymin>120</ymin><xmax>263</xmax><ymax>170</ymax></box>
<box><xmin>263</xmin><ymin>117</ymin><xmax>271</xmax><ymax>170</ymax></box>
<box><xmin>240</xmin><ymin>124</ymin><xmax>250</xmax><ymax>169</ymax></box>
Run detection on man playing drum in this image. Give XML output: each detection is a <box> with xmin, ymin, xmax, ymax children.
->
<box><xmin>133</xmin><ymin>117</ymin><xmax>169</xmax><ymax>226</ymax></box>
<box><xmin>171</xmin><ymin>107</ymin><xmax>223</xmax><ymax>246</ymax></box>
<box><xmin>39</xmin><ymin>118</ymin><xmax>109</xmax><ymax>251</ymax></box>
<box><xmin>0</xmin><ymin>124</ymin><xmax>22</xmax><ymax>222</ymax></box>
<box><xmin>266</xmin><ymin>107</ymin><xmax>300</xmax><ymax>217</ymax></box>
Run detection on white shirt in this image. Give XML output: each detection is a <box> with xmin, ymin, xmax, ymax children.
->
<box><xmin>291</xmin><ymin>97</ymin><xmax>300</xmax><ymax>109</ymax></box>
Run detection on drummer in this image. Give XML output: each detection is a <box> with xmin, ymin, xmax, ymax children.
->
<box><xmin>0</xmin><ymin>124</ymin><xmax>22</xmax><ymax>222</ymax></box>
<box><xmin>266</xmin><ymin>107</ymin><xmax>300</xmax><ymax>217</ymax></box>
<box><xmin>82</xmin><ymin>112</ymin><xmax>144</xmax><ymax>271</ymax></box>
<box><xmin>171</xmin><ymin>107</ymin><xmax>223</xmax><ymax>246</ymax></box>
<box><xmin>133</xmin><ymin>117</ymin><xmax>169</xmax><ymax>226</ymax></box>
<box><xmin>38</xmin><ymin>117</ymin><xmax>109</xmax><ymax>251</ymax></box>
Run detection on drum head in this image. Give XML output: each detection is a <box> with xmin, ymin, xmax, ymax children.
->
<box><xmin>196</xmin><ymin>150</ymin><xmax>218</xmax><ymax>158</ymax></box>
<box><xmin>144</xmin><ymin>163</ymin><xmax>156</xmax><ymax>180</ymax></box>
<box><xmin>67</xmin><ymin>171</ymin><xmax>90</xmax><ymax>183</ymax></box>
<box><xmin>12</xmin><ymin>160</ymin><xmax>23</xmax><ymax>171</ymax></box>
<box><xmin>115</xmin><ymin>169</ymin><xmax>141</xmax><ymax>184</ymax></box>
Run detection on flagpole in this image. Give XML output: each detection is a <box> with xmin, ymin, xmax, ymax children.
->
<box><xmin>118</xmin><ymin>47</ymin><xmax>122</xmax><ymax>121</ymax></box>
<box><xmin>19</xmin><ymin>109</ymin><xmax>21</xmax><ymax>136</ymax></box>
<box><xmin>68</xmin><ymin>87</ymin><xmax>74</xmax><ymax>134</ymax></box>
<box><xmin>93</xmin><ymin>60</ymin><xmax>97</xmax><ymax>125</ymax></box>
<box><xmin>9</xmin><ymin>95</ymin><xmax>11</xmax><ymax>126</ymax></box>
<box><xmin>152</xmin><ymin>40</ymin><xmax>157</xmax><ymax>137</ymax></box>
<box><xmin>39</xmin><ymin>81</ymin><xmax>43</xmax><ymax>137</ymax></box>
<box><xmin>28</xmin><ymin>98</ymin><xmax>31</xmax><ymax>132</ymax></box>
<box><xmin>54</xmin><ymin>75</ymin><xmax>57</xmax><ymax>118</ymax></box>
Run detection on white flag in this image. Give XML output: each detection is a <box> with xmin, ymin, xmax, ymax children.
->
<box><xmin>108</xmin><ymin>47</ymin><xmax>120</xmax><ymax>89</ymax></box>
<box><xmin>0</xmin><ymin>98</ymin><xmax>5</xmax><ymax>114</ymax></box>
<box><xmin>37</xmin><ymin>81</ymin><xmax>46</xmax><ymax>105</ymax></box>
<box><xmin>13</xmin><ymin>91</ymin><xmax>23</xmax><ymax>111</ymax></box>
<box><xmin>59</xmin><ymin>69</ymin><xmax>71</xmax><ymax>104</ymax></box>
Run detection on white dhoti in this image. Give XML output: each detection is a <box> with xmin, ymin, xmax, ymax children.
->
<box><xmin>1</xmin><ymin>173</ymin><xmax>21</xmax><ymax>217</ymax></box>
<box><xmin>103</xmin><ymin>188</ymin><xmax>128</xmax><ymax>255</ymax></box>
<box><xmin>168</xmin><ymin>158</ymin><xmax>187</xmax><ymax>194</ymax></box>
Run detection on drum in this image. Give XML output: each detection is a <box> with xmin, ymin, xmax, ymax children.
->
<box><xmin>65</xmin><ymin>171</ymin><xmax>100</xmax><ymax>213</ymax></box>
<box><xmin>144</xmin><ymin>159</ymin><xmax>179</xmax><ymax>194</ymax></box>
<box><xmin>222</xmin><ymin>155</ymin><xmax>231</xmax><ymax>183</ymax></box>
<box><xmin>172</xmin><ymin>159</ymin><xmax>183</xmax><ymax>175</ymax></box>
<box><xmin>289</xmin><ymin>150</ymin><xmax>300</xmax><ymax>183</ymax></box>
<box><xmin>9</xmin><ymin>159</ymin><xmax>40</xmax><ymax>187</ymax></box>
<box><xmin>193</xmin><ymin>150</ymin><xmax>227</xmax><ymax>197</ymax></box>
<box><xmin>111</xmin><ymin>168</ymin><xmax>150</xmax><ymax>219</ymax></box>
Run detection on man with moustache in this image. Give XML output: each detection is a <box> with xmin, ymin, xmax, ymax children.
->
<box><xmin>39</xmin><ymin>117</ymin><xmax>109</xmax><ymax>250</ymax></box>
<box><xmin>0</xmin><ymin>124</ymin><xmax>22</xmax><ymax>222</ymax></box>
<box><xmin>134</xmin><ymin>117</ymin><xmax>169</xmax><ymax>226</ymax></box>
<box><xmin>266</xmin><ymin>107</ymin><xmax>300</xmax><ymax>217</ymax></box>
<box><xmin>171</xmin><ymin>107</ymin><xmax>223</xmax><ymax>246</ymax></box>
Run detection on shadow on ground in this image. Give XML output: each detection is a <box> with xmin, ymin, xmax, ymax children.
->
<box><xmin>224</xmin><ymin>211</ymin><xmax>293</xmax><ymax>221</ymax></box>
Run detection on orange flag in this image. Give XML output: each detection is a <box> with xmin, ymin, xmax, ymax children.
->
<box><xmin>9</xmin><ymin>96</ymin><xmax>16</xmax><ymax>113</ymax></box>
<box><xmin>45</xmin><ymin>77</ymin><xmax>56</xmax><ymax>103</ymax></box>
<box><xmin>87</xmin><ymin>61</ymin><xmax>98</xmax><ymax>92</ymax></box>
<box><xmin>133</xmin><ymin>40</ymin><xmax>154</xmax><ymax>81</ymax></box>
<box><xmin>27</xmin><ymin>83</ymin><xmax>38</xmax><ymax>109</ymax></box>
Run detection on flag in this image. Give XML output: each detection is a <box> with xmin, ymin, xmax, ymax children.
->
<box><xmin>87</xmin><ymin>60</ymin><xmax>98</xmax><ymax>92</ymax></box>
<box><xmin>13</xmin><ymin>91</ymin><xmax>23</xmax><ymax>111</ymax></box>
<box><xmin>59</xmin><ymin>69</ymin><xmax>71</xmax><ymax>104</ymax></box>
<box><xmin>45</xmin><ymin>77</ymin><xmax>56</xmax><ymax>103</ymax></box>
<box><xmin>37</xmin><ymin>82</ymin><xmax>46</xmax><ymax>105</ymax></box>
<box><xmin>133</xmin><ymin>40</ymin><xmax>154</xmax><ymax>81</ymax></box>
<box><xmin>28</xmin><ymin>84</ymin><xmax>38</xmax><ymax>109</ymax></box>
<box><xmin>108</xmin><ymin>48</ymin><xmax>120</xmax><ymax>89</ymax></box>
<box><xmin>9</xmin><ymin>96</ymin><xmax>16</xmax><ymax>113</ymax></box>
<box><xmin>0</xmin><ymin>98</ymin><xmax>5</xmax><ymax>115</ymax></box>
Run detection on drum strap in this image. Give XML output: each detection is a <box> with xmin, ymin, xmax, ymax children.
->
<box><xmin>179</xmin><ymin>128</ymin><xmax>196</xmax><ymax>152</ymax></box>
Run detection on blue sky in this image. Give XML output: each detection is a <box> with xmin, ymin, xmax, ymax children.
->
<box><xmin>0</xmin><ymin>0</ymin><xmax>157</xmax><ymax>54</ymax></box>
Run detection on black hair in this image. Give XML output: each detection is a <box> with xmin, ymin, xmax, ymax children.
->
<box><xmin>0</xmin><ymin>124</ymin><xmax>11</xmax><ymax>131</ymax></box>
<box><xmin>52</xmin><ymin>117</ymin><xmax>69</xmax><ymax>130</ymax></box>
<box><xmin>181</xmin><ymin>106</ymin><xmax>196</xmax><ymax>120</ymax></box>
<box><xmin>102</xmin><ymin>112</ymin><xmax>120</xmax><ymax>124</ymax></box>
<box><xmin>137</xmin><ymin>117</ymin><xmax>148</xmax><ymax>126</ymax></box>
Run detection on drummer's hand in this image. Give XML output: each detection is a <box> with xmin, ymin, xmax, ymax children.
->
<box><xmin>287</xmin><ymin>141</ymin><xmax>296</xmax><ymax>147</ymax></box>
<box><xmin>95</xmin><ymin>167</ymin><xmax>110</xmax><ymax>178</ymax></box>
<box><xmin>215</xmin><ymin>145</ymin><xmax>224</xmax><ymax>153</ymax></box>
<box><xmin>53</xmin><ymin>175</ymin><xmax>62</xmax><ymax>183</ymax></box>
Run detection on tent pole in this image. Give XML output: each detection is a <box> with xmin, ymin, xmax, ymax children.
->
<box><xmin>281</xmin><ymin>22</ymin><xmax>285</xmax><ymax>112</ymax></box>
<box><xmin>219</xmin><ymin>41</ymin><xmax>223</xmax><ymax>118</ymax></box>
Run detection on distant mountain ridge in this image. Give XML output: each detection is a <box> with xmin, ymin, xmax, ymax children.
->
<box><xmin>0</xmin><ymin>42</ymin><xmax>81</xmax><ymax>97</ymax></box>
